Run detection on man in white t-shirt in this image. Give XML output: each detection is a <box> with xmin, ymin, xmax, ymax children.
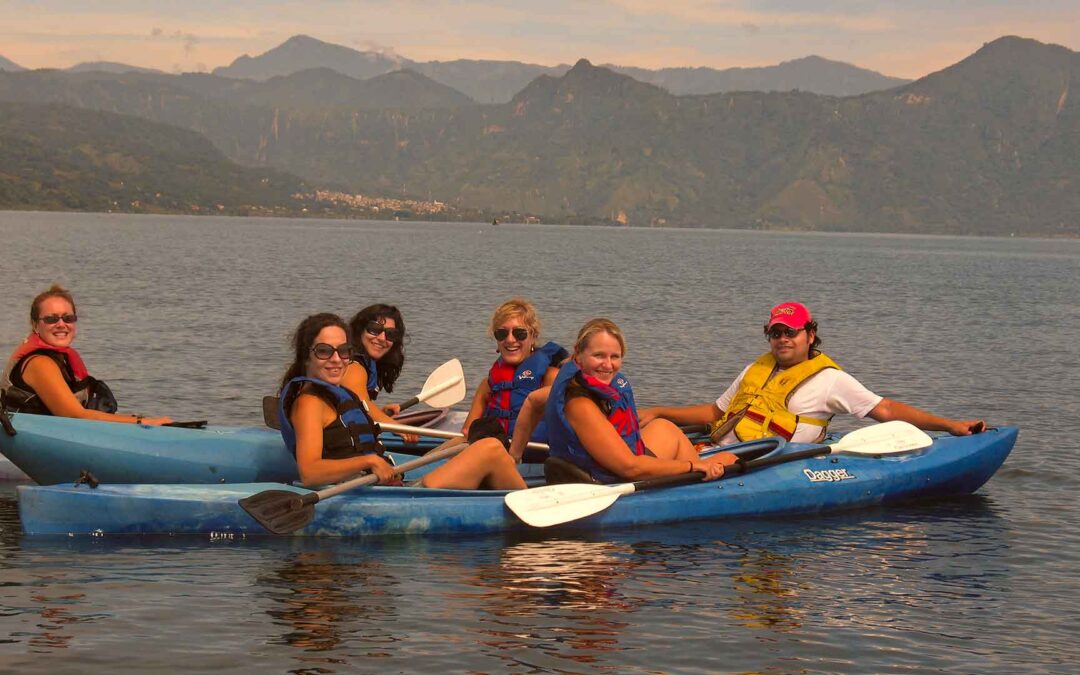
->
<box><xmin>639</xmin><ymin>301</ymin><xmax>986</xmax><ymax>445</ymax></box>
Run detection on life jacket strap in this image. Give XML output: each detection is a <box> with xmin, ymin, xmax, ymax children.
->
<box><xmin>323</xmin><ymin>424</ymin><xmax>384</xmax><ymax>455</ymax></box>
<box><xmin>743</xmin><ymin>410</ymin><xmax>795</xmax><ymax>440</ymax></box>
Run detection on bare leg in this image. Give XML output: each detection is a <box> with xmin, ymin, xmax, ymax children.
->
<box><xmin>641</xmin><ymin>419</ymin><xmax>697</xmax><ymax>461</ymax></box>
<box><xmin>420</xmin><ymin>437</ymin><xmax>527</xmax><ymax>490</ymax></box>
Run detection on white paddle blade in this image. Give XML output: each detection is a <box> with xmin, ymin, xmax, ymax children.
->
<box><xmin>831</xmin><ymin>420</ymin><xmax>933</xmax><ymax>456</ymax></box>
<box><xmin>505</xmin><ymin>483</ymin><xmax>635</xmax><ymax>527</ymax></box>
<box><xmin>418</xmin><ymin>359</ymin><xmax>467</xmax><ymax>408</ymax></box>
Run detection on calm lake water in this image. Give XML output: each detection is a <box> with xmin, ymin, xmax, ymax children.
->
<box><xmin>0</xmin><ymin>211</ymin><xmax>1077</xmax><ymax>673</ymax></box>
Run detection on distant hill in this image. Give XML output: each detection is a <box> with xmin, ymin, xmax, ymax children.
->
<box><xmin>213</xmin><ymin>34</ymin><xmax>908</xmax><ymax>102</ymax></box>
<box><xmin>0</xmin><ymin>101</ymin><xmax>308</xmax><ymax>214</ymax></box>
<box><xmin>67</xmin><ymin>61</ymin><xmax>165</xmax><ymax>75</ymax></box>
<box><xmin>410</xmin><ymin>59</ymin><xmax>567</xmax><ymax>104</ymax></box>
<box><xmin>0</xmin><ymin>54</ymin><xmax>24</xmax><ymax>72</ymax></box>
<box><xmin>606</xmin><ymin>55</ymin><xmax>909</xmax><ymax>97</ymax></box>
<box><xmin>214</xmin><ymin>34</ymin><xmax>408</xmax><ymax>81</ymax></box>
<box><xmin>236</xmin><ymin>67</ymin><xmax>474</xmax><ymax>111</ymax></box>
<box><xmin>0</xmin><ymin>36</ymin><xmax>1074</xmax><ymax>235</ymax></box>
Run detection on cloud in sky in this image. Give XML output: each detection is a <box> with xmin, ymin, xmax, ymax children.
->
<box><xmin>0</xmin><ymin>0</ymin><xmax>1076</xmax><ymax>77</ymax></box>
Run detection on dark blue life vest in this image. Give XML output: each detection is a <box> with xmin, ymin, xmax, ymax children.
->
<box><xmin>355</xmin><ymin>354</ymin><xmax>380</xmax><ymax>400</ymax></box>
<box><xmin>545</xmin><ymin>361</ymin><xmax>646</xmax><ymax>484</ymax></box>
<box><xmin>484</xmin><ymin>341</ymin><xmax>567</xmax><ymax>440</ymax></box>
<box><xmin>278</xmin><ymin>377</ymin><xmax>382</xmax><ymax>460</ymax></box>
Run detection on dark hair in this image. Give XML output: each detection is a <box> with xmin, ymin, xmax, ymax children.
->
<box><xmin>806</xmin><ymin>320</ymin><xmax>823</xmax><ymax>355</ymax></box>
<box><xmin>280</xmin><ymin>313</ymin><xmax>349</xmax><ymax>411</ymax></box>
<box><xmin>31</xmin><ymin>284</ymin><xmax>77</xmax><ymax>323</ymax></box>
<box><xmin>348</xmin><ymin>304</ymin><xmax>406</xmax><ymax>394</ymax></box>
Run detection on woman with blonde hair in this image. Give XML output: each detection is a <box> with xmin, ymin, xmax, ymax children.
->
<box><xmin>460</xmin><ymin>298</ymin><xmax>567</xmax><ymax>459</ymax></box>
<box><xmin>512</xmin><ymin>318</ymin><xmax>734</xmax><ymax>483</ymax></box>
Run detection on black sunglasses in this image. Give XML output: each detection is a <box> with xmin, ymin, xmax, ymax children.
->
<box><xmin>311</xmin><ymin>343</ymin><xmax>354</xmax><ymax>360</ymax></box>
<box><xmin>494</xmin><ymin>327</ymin><xmax>530</xmax><ymax>342</ymax></box>
<box><xmin>39</xmin><ymin>313</ymin><xmax>78</xmax><ymax>325</ymax></box>
<box><xmin>766</xmin><ymin>326</ymin><xmax>804</xmax><ymax>340</ymax></box>
<box><xmin>364</xmin><ymin>321</ymin><xmax>402</xmax><ymax>342</ymax></box>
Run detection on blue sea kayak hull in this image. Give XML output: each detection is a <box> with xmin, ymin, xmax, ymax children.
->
<box><xmin>0</xmin><ymin>412</ymin><xmax>455</xmax><ymax>485</ymax></box>
<box><xmin>17</xmin><ymin>427</ymin><xmax>1017</xmax><ymax>537</ymax></box>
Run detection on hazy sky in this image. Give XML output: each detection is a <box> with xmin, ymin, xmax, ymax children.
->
<box><xmin>2</xmin><ymin>0</ymin><xmax>1077</xmax><ymax>79</ymax></box>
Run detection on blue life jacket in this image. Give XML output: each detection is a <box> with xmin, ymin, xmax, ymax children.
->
<box><xmin>278</xmin><ymin>377</ymin><xmax>382</xmax><ymax>459</ymax></box>
<box><xmin>545</xmin><ymin>362</ymin><xmax>646</xmax><ymax>484</ymax></box>
<box><xmin>355</xmin><ymin>354</ymin><xmax>380</xmax><ymax>399</ymax></box>
<box><xmin>484</xmin><ymin>341</ymin><xmax>567</xmax><ymax>440</ymax></box>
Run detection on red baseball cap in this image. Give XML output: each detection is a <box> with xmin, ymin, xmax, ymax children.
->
<box><xmin>766</xmin><ymin>302</ymin><xmax>812</xmax><ymax>329</ymax></box>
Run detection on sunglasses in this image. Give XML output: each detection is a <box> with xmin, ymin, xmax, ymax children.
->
<box><xmin>39</xmin><ymin>313</ymin><xmax>78</xmax><ymax>325</ymax></box>
<box><xmin>364</xmin><ymin>321</ymin><xmax>402</xmax><ymax>342</ymax></box>
<box><xmin>766</xmin><ymin>326</ymin><xmax>805</xmax><ymax>340</ymax></box>
<box><xmin>311</xmin><ymin>343</ymin><xmax>354</xmax><ymax>361</ymax></box>
<box><xmin>494</xmin><ymin>327</ymin><xmax>530</xmax><ymax>342</ymax></box>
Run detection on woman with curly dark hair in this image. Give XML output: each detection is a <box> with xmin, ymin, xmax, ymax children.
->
<box><xmin>343</xmin><ymin>303</ymin><xmax>417</xmax><ymax>443</ymax></box>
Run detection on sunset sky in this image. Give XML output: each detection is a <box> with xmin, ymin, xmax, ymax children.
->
<box><xmin>2</xmin><ymin>0</ymin><xmax>1077</xmax><ymax>79</ymax></box>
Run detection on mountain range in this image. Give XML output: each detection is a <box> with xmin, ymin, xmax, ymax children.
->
<box><xmin>211</xmin><ymin>34</ymin><xmax>909</xmax><ymax>102</ymax></box>
<box><xmin>0</xmin><ymin>36</ymin><xmax>1075</xmax><ymax>236</ymax></box>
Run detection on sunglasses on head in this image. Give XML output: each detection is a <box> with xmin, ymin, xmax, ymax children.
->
<box><xmin>311</xmin><ymin>343</ymin><xmax>354</xmax><ymax>361</ymax></box>
<box><xmin>39</xmin><ymin>313</ymin><xmax>78</xmax><ymax>325</ymax></box>
<box><xmin>364</xmin><ymin>321</ymin><xmax>402</xmax><ymax>342</ymax></box>
<box><xmin>766</xmin><ymin>326</ymin><xmax>804</xmax><ymax>340</ymax></box>
<box><xmin>494</xmin><ymin>327</ymin><xmax>530</xmax><ymax>342</ymax></box>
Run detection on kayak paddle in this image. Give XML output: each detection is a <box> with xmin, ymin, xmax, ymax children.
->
<box><xmin>240</xmin><ymin>438</ymin><xmax>468</xmax><ymax>535</ymax></box>
<box><xmin>505</xmin><ymin>420</ymin><xmax>934</xmax><ymax>527</ymax></box>
<box><xmin>394</xmin><ymin>358</ymin><xmax>466</xmax><ymax>412</ymax></box>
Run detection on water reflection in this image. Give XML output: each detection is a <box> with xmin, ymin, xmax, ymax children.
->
<box><xmin>257</xmin><ymin>544</ymin><xmax>401</xmax><ymax>672</ymax></box>
<box><xmin>729</xmin><ymin>549</ymin><xmax>804</xmax><ymax>631</ymax></box>
<box><xmin>455</xmin><ymin>538</ymin><xmax>644</xmax><ymax>667</ymax></box>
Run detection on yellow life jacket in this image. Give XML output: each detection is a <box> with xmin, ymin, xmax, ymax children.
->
<box><xmin>711</xmin><ymin>352</ymin><xmax>840</xmax><ymax>442</ymax></box>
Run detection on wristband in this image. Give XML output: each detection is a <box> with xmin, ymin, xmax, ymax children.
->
<box><xmin>688</xmin><ymin>460</ymin><xmax>694</xmax><ymax>473</ymax></box>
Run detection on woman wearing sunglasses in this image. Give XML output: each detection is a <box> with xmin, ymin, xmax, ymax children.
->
<box><xmin>343</xmin><ymin>304</ymin><xmax>418</xmax><ymax>444</ymax></box>
<box><xmin>278</xmin><ymin>313</ymin><xmax>396</xmax><ymax>486</ymax></box>
<box><xmin>461</xmin><ymin>298</ymin><xmax>567</xmax><ymax>460</ymax></box>
<box><xmin>638</xmin><ymin>301</ymin><xmax>986</xmax><ymax>445</ymax></box>
<box><xmin>510</xmin><ymin>318</ymin><xmax>734</xmax><ymax>484</ymax></box>
<box><xmin>0</xmin><ymin>284</ymin><xmax>172</xmax><ymax>425</ymax></box>
<box><xmin>281</xmin><ymin>313</ymin><xmax>523</xmax><ymax>490</ymax></box>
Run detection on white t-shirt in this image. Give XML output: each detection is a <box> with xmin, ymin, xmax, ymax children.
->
<box><xmin>713</xmin><ymin>364</ymin><xmax>883</xmax><ymax>445</ymax></box>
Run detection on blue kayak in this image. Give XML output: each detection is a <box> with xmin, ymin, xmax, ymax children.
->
<box><xmin>16</xmin><ymin>427</ymin><xmax>1017</xmax><ymax>537</ymax></box>
<box><xmin>0</xmin><ymin>411</ymin><xmax>458</xmax><ymax>485</ymax></box>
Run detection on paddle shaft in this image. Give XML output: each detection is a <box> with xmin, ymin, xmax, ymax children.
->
<box><xmin>317</xmin><ymin>441</ymin><xmax>467</xmax><ymax>501</ymax></box>
<box><xmin>379</xmin><ymin>421</ymin><xmax>549</xmax><ymax>451</ymax></box>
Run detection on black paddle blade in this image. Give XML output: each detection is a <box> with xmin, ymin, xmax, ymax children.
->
<box><xmin>238</xmin><ymin>489</ymin><xmax>318</xmax><ymax>535</ymax></box>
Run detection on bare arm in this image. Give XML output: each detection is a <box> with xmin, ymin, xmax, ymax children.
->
<box><xmin>461</xmin><ymin>378</ymin><xmax>492</xmax><ymax>436</ymax></box>
<box><xmin>566</xmin><ymin>397</ymin><xmax>723</xmax><ymax>481</ymax></box>
<box><xmin>868</xmin><ymin>398</ymin><xmax>986</xmax><ymax>436</ymax></box>
<box><xmin>541</xmin><ymin>365</ymin><xmax>560</xmax><ymax>387</ymax></box>
<box><xmin>507</xmin><ymin>386</ymin><xmax>549</xmax><ymax>461</ymax></box>
<box><xmin>292</xmin><ymin>393</ymin><xmax>395</xmax><ymax>487</ymax></box>
<box><xmin>21</xmin><ymin>355</ymin><xmax>171</xmax><ymax>425</ymax></box>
